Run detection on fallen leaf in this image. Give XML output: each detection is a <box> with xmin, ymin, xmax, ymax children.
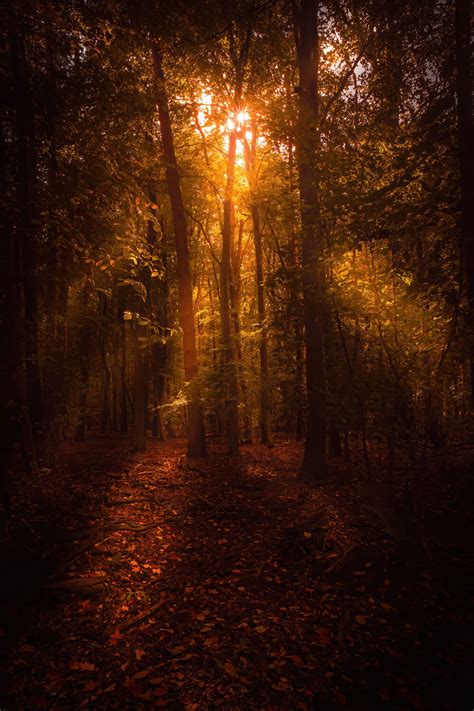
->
<box><xmin>303</xmin><ymin>532</ymin><xmax>312</xmax><ymax>539</ymax></box>
<box><xmin>224</xmin><ymin>661</ymin><xmax>237</xmax><ymax>678</ymax></box>
<box><xmin>135</xmin><ymin>649</ymin><xmax>145</xmax><ymax>661</ymax></box>
<box><xmin>149</xmin><ymin>677</ymin><xmax>165</xmax><ymax>685</ymax></box>
<box><xmin>100</xmin><ymin>684</ymin><xmax>116</xmax><ymax>694</ymax></box>
<box><xmin>18</xmin><ymin>644</ymin><xmax>36</xmax><ymax>654</ymax></box>
<box><xmin>70</xmin><ymin>662</ymin><xmax>95</xmax><ymax>672</ymax></box>
<box><xmin>169</xmin><ymin>646</ymin><xmax>186</xmax><ymax>655</ymax></box>
<box><xmin>203</xmin><ymin>636</ymin><xmax>219</xmax><ymax>648</ymax></box>
<box><xmin>255</xmin><ymin>626</ymin><xmax>267</xmax><ymax>633</ymax></box>
<box><xmin>317</xmin><ymin>627</ymin><xmax>331</xmax><ymax>645</ymax></box>
<box><xmin>83</xmin><ymin>680</ymin><xmax>99</xmax><ymax>692</ymax></box>
<box><xmin>356</xmin><ymin>615</ymin><xmax>367</xmax><ymax>625</ymax></box>
<box><xmin>289</xmin><ymin>655</ymin><xmax>304</xmax><ymax>666</ymax></box>
<box><xmin>108</xmin><ymin>628</ymin><xmax>122</xmax><ymax>646</ymax></box>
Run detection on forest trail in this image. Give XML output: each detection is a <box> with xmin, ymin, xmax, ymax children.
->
<box><xmin>2</xmin><ymin>438</ymin><xmax>473</xmax><ymax>710</ymax></box>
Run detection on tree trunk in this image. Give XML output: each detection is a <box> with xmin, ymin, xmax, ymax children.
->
<box><xmin>244</xmin><ymin>125</ymin><xmax>273</xmax><ymax>446</ymax></box>
<box><xmin>287</xmin><ymin>134</ymin><xmax>305</xmax><ymax>441</ymax></box>
<box><xmin>230</xmin><ymin>218</ymin><xmax>252</xmax><ymax>444</ymax></box>
<box><xmin>133</xmin><ymin>320</ymin><xmax>147</xmax><ymax>451</ymax></box>
<box><xmin>151</xmin><ymin>39</ymin><xmax>207</xmax><ymax>458</ymax></box>
<box><xmin>220</xmin><ymin>129</ymin><xmax>241</xmax><ymax>455</ymax></box>
<box><xmin>120</xmin><ymin>320</ymin><xmax>128</xmax><ymax>433</ymax></box>
<box><xmin>145</xmin><ymin>183</ymin><xmax>168</xmax><ymax>441</ymax></box>
<box><xmin>8</xmin><ymin>7</ymin><xmax>43</xmax><ymax>436</ymax></box>
<box><xmin>455</xmin><ymin>0</ymin><xmax>474</xmax><ymax>403</ymax></box>
<box><xmin>1</xmin><ymin>107</ymin><xmax>38</xmax><ymax>478</ymax></box>
<box><xmin>75</xmin><ymin>279</ymin><xmax>92</xmax><ymax>442</ymax></box>
<box><xmin>294</xmin><ymin>0</ymin><xmax>327</xmax><ymax>478</ymax></box>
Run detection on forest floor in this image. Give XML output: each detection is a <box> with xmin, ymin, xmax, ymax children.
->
<box><xmin>1</xmin><ymin>436</ymin><xmax>473</xmax><ymax>710</ymax></box>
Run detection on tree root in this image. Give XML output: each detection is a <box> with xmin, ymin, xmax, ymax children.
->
<box><xmin>45</xmin><ymin>576</ymin><xmax>108</xmax><ymax>595</ymax></box>
<box><xmin>104</xmin><ymin>587</ymin><xmax>172</xmax><ymax>636</ymax></box>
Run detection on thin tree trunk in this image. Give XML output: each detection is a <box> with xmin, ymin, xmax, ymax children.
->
<box><xmin>133</xmin><ymin>320</ymin><xmax>147</xmax><ymax>451</ymax></box>
<box><xmin>230</xmin><ymin>218</ymin><xmax>252</xmax><ymax>443</ymax></box>
<box><xmin>151</xmin><ymin>39</ymin><xmax>207</xmax><ymax>457</ymax></box>
<box><xmin>221</xmin><ymin>130</ymin><xmax>240</xmax><ymax>454</ymax></box>
<box><xmin>75</xmin><ymin>278</ymin><xmax>92</xmax><ymax>442</ymax></box>
<box><xmin>244</xmin><ymin>125</ymin><xmax>273</xmax><ymax>446</ymax></box>
<box><xmin>151</xmin><ymin>219</ymin><xmax>168</xmax><ymax>441</ymax></box>
<box><xmin>287</xmin><ymin>134</ymin><xmax>305</xmax><ymax>441</ymax></box>
<box><xmin>217</xmin><ymin>25</ymin><xmax>252</xmax><ymax>455</ymax></box>
<box><xmin>294</xmin><ymin>0</ymin><xmax>327</xmax><ymax>478</ymax></box>
<box><xmin>120</xmin><ymin>320</ymin><xmax>128</xmax><ymax>433</ymax></box>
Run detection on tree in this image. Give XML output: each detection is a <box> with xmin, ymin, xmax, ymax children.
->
<box><xmin>152</xmin><ymin>38</ymin><xmax>207</xmax><ymax>458</ymax></box>
<box><xmin>243</xmin><ymin>121</ymin><xmax>273</xmax><ymax>446</ymax></box>
<box><xmin>455</xmin><ymin>0</ymin><xmax>474</xmax><ymax>403</ymax></box>
<box><xmin>293</xmin><ymin>0</ymin><xmax>327</xmax><ymax>478</ymax></box>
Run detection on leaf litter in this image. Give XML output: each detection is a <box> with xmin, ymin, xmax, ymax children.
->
<box><xmin>1</xmin><ymin>435</ymin><xmax>473</xmax><ymax>709</ymax></box>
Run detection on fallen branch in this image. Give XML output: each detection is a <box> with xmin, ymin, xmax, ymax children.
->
<box><xmin>106</xmin><ymin>497</ymin><xmax>154</xmax><ymax>506</ymax></box>
<box><xmin>104</xmin><ymin>521</ymin><xmax>162</xmax><ymax>534</ymax></box>
<box><xmin>51</xmin><ymin>533</ymin><xmax>114</xmax><ymax>578</ymax></box>
<box><xmin>45</xmin><ymin>576</ymin><xmax>108</xmax><ymax>595</ymax></box>
<box><xmin>105</xmin><ymin>587</ymin><xmax>172</xmax><ymax>635</ymax></box>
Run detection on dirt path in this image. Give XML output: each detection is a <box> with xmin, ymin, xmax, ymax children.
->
<box><xmin>1</xmin><ymin>438</ymin><xmax>473</xmax><ymax>709</ymax></box>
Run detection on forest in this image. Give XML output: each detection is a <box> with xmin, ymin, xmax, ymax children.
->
<box><xmin>1</xmin><ymin>0</ymin><xmax>473</xmax><ymax>708</ymax></box>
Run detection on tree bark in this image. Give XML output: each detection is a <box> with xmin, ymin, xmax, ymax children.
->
<box><xmin>151</xmin><ymin>39</ymin><xmax>207</xmax><ymax>457</ymax></box>
<box><xmin>221</xmin><ymin>130</ymin><xmax>241</xmax><ymax>454</ymax></box>
<box><xmin>455</xmin><ymin>0</ymin><xmax>474</xmax><ymax>403</ymax></box>
<box><xmin>133</xmin><ymin>320</ymin><xmax>147</xmax><ymax>451</ymax></box>
<box><xmin>294</xmin><ymin>0</ymin><xmax>327</xmax><ymax>478</ymax></box>
<box><xmin>244</xmin><ymin>126</ymin><xmax>273</xmax><ymax>446</ymax></box>
<box><xmin>230</xmin><ymin>217</ymin><xmax>252</xmax><ymax>444</ymax></box>
<box><xmin>120</xmin><ymin>319</ymin><xmax>128</xmax><ymax>433</ymax></box>
<box><xmin>8</xmin><ymin>7</ymin><xmax>43</xmax><ymax>436</ymax></box>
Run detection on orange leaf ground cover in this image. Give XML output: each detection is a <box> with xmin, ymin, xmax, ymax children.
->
<box><xmin>1</xmin><ymin>436</ymin><xmax>473</xmax><ymax>709</ymax></box>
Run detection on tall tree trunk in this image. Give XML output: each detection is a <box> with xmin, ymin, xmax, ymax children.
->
<box><xmin>288</xmin><ymin>134</ymin><xmax>305</xmax><ymax>441</ymax></box>
<box><xmin>98</xmin><ymin>293</ymin><xmax>111</xmax><ymax>433</ymax></box>
<box><xmin>244</xmin><ymin>125</ymin><xmax>273</xmax><ymax>446</ymax></box>
<box><xmin>294</xmin><ymin>0</ymin><xmax>327</xmax><ymax>478</ymax></box>
<box><xmin>8</xmin><ymin>7</ymin><xmax>43</xmax><ymax>436</ymax></box>
<box><xmin>217</xmin><ymin>24</ymin><xmax>252</xmax><ymax>455</ymax></box>
<box><xmin>151</xmin><ymin>39</ymin><xmax>207</xmax><ymax>457</ymax></box>
<box><xmin>133</xmin><ymin>320</ymin><xmax>147</xmax><ymax>451</ymax></box>
<box><xmin>221</xmin><ymin>130</ymin><xmax>240</xmax><ymax>454</ymax></box>
<box><xmin>230</xmin><ymin>218</ymin><xmax>252</xmax><ymax>443</ymax></box>
<box><xmin>0</xmin><ymin>107</ymin><xmax>38</xmax><ymax>478</ymax></box>
<box><xmin>75</xmin><ymin>278</ymin><xmax>92</xmax><ymax>442</ymax></box>
<box><xmin>120</xmin><ymin>319</ymin><xmax>128</xmax><ymax>433</ymax></box>
<box><xmin>147</xmin><ymin>195</ymin><xmax>168</xmax><ymax>442</ymax></box>
<box><xmin>455</xmin><ymin>0</ymin><xmax>474</xmax><ymax>403</ymax></box>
